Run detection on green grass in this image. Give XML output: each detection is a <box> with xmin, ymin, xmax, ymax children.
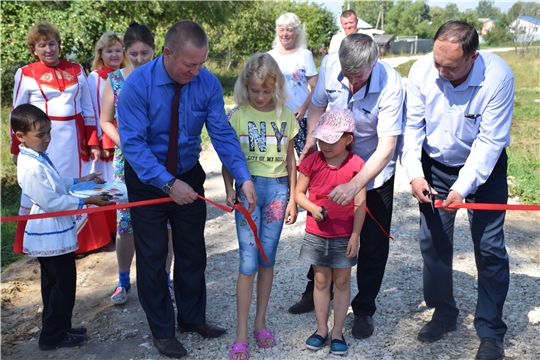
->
<box><xmin>394</xmin><ymin>60</ymin><xmax>416</xmax><ymax>78</ymax></box>
<box><xmin>498</xmin><ymin>51</ymin><xmax>540</xmax><ymax>204</ymax></box>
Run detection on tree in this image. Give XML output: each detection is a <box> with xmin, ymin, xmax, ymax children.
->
<box><xmin>476</xmin><ymin>0</ymin><xmax>502</xmax><ymax>19</ymax></box>
<box><xmin>207</xmin><ymin>1</ymin><xmax>337</xmax><ymax>68</ymax></box>
<box><xmin>429</xmin><ymin>3</ymin><xmax>460</xmax><ymax>32</ymax></box>
<box><xmin>507</xmin><ymin>1</ymin><xmax>540</xmax><ymax>22</ymax></box>
<box><xmin>458</xmin><ymin>9</ymin><xmax>482</xmax><ymax>30</ymax></box>
<box><xmin>348</xmin><ymin>0</ymin><xmax>394</xmax><ymax>30</ymax></box>
<box><xmin>385</xmin><ymin>0</ymin><xmax>430</xmax><ymax>37</ymax></box>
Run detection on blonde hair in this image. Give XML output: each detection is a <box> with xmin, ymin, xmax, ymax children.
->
<box><xmin>233</xmin><ymin>53</ymin><xmax>288</xmax><ymax>118</ymax></box>
<box><xmin>91</xmin><ymin>31</ymin><xmax>129</xmax><ymax>71</ymax></box>
<box><xmin>272</xmin><ymin>12</ymin><xmax>308</xmax><ymax>50</ymax></box>
<box><xmin>27</xmin><ymin>21</ymin><xmax>62</xmax><ymax>61</ymax></box>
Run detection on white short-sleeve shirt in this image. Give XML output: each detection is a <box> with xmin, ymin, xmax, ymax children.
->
<box><xmin>268</xmin><ymin>48</ymin><xmax>318</xmax><ymax>116</ymax></box>
<box><xmin>312</xmin><ymin>52</ymin><xmax>404</xmax><ymax>190</ymax></box>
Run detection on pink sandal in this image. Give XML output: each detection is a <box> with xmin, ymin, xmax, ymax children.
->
<box><xmin>253</xmin><ymin>329</ymin><xmax>276</xmax><ymax>348</ymax></box>
<box><xmin>230</xmin><ymin>342</ymin><xmax>249</xmax><ymax>360</ymax></box>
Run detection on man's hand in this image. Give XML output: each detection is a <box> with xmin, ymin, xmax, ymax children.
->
<box><xmin>240</xmin><ymin>180</ymin><xmax>257</xmax><ymax>214</ymax></box>
<box><xmin>89</xmin><ymin>146</ymin><xmax>101</xmax><ymax>162</ymax></box>
<box><xmin>328</xmin><ymin>182</ymin><xmax>360</xmax><ymax>206</ymax></box>
<box><xmin>169</xmin><ymin>179</ymin><xmax>198</xmax><ymax>205</ymax></box>
<box><xmin>298</xmin><ymin>137</ymin><xmax>317</xmax><ymax>164</ymax></box>
<box><xmin>410</xmin><ymin>177</ymin><xmax>437</xmax><ymax>203</ymax></box>
<box><xmin>441</xmin><ymin>190</ymin><xmax>462</xmax><ymax>214</ymax></box>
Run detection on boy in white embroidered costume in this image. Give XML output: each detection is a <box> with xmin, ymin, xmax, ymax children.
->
<box><xmin>12</xmin><ymin>104</ymin><xmax>111</xmax><ymax>351</ymax></box>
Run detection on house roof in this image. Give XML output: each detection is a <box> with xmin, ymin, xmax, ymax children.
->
<box><xmin>357</xmin><ymin>18</ymin><xmax>374</xmax><ymax>29</ymax></box>
<box><xmin>373</xmin><ymin>34</ymin><xmax>394</xmax><ymax>45</ymax></box>
<box><xmin>519</xmin><ymin>15</ymin><xmax>540</xmax><ymax>25</ymax></box>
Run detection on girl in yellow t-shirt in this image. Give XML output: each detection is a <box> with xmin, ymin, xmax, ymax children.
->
<box><xmin>223</xmin><ymin>53</ymin><xmax>298</xmax><ymax>360</ymax></box>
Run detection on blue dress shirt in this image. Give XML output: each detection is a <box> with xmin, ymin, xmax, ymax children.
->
<box><xmin>117</xmin><ymin>56</ymin><xmax>251</xmax><ymax>190</ymax></box>
<box><xmin>402</xmin><ymin>51</ymin><xmax>514</xmax><ymax>197</ymax></box>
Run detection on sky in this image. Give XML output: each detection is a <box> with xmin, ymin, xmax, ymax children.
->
<box><xmin>314</xmin><ymin>0</ymin><xmax>518</xmax><ymax>22</ymax></box>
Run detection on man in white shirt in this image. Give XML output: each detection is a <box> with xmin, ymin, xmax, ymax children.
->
<box><xmin>290</xmin><ymin>33</ymin><xmax>404</xmax><ymax>340</ymax></box>
<box><xmin>401</xmin><ymin>20</ymin><xmax>513</xmax><ymax>360</ymax></box>
<box><xmin>328</xmin><ymin>10</ymin><xmax>374</xmax><ymax>53</ymax></box>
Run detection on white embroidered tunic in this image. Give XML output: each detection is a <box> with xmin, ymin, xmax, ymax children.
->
<box><xmin>17</xmin><ymin>146</ymin><xmax>84</xmax><ymax>257</ymax></box>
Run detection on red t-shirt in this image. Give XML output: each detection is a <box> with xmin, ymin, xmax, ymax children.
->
<box><xmin>298</xmin><ymin>151</ymin><xmax>365</xmax><ymax>238</ymax></box>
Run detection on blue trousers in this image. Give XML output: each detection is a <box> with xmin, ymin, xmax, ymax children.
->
<box><xmin>420</xmin><ymin>149</ymin><xmax>509</xmax><ymax>340</ymax></box>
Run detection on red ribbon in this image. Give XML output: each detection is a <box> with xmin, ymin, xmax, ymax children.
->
<box><xmin>1</xmin><ymin>194</ymin><xmax>268</xmax><ymax>264</ymax></box>
<box><xmin>315</xmin><ymin>194</ymin><xmax>394</xmax><ymax>240</ymax></box>
<box><xmin>434</xmin><ymin>200</ymin><xmax>540</xmax><ymax>211</ymax></box>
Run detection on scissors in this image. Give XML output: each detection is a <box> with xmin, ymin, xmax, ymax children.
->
<box><xmin>423</xmin><ymin>185</ymin><xmax>435</xmax><ymax>213</ymax></box>
<box><xmin>321</xmin><ymin>206</ymin><xmax>328</xmax><ymax>221</ymax></box>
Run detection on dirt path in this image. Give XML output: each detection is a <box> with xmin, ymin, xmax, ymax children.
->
<box><xmin>1</xmin><ymin>145</ymin><xmax>539</xmax><ymax>360</ymax></box>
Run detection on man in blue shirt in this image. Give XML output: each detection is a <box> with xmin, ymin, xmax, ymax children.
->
<box><xmin>402</xmin><ymin>21</ymin><xmax>513</xmax><ymax>360</ymax></box>
<box><xmin>118</xmin><ymin>21</ymin><xmax>256</xmax><ymax>358</ymax></box>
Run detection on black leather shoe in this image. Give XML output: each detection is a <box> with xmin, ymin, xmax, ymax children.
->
<box><xmin>39</xmin><ymin>333</ymin><xmax>86</xmax><ymax>350</ymax></box>
<box><xmin>417</xmin><ymin>320</ymin><xmax>456</xmax><ymax>342</ymax></box>
<box><xmin>178</xmin><ymin>322</ymin><xmax>226</xmax><ymax>338</ymax></box>
<box><xmin>476</xmin><ymin>338</ymin><xmax>504</xmax><ymax>360</ymax></box>
<box><xmin>289</xmin><ymin>291</ymin><xmax>314</xmax><ymax>314</ymax></box>
<box><xmin>68</xmin><ymin>327</ymin><xmax>87</xmax><ymax>335</ymax></box>
<box><xmin>352</xmin><ymin>315</ymin><xmax>374</xmax><ymax>339</ymax></box>
<box><xmin>153</xmin><ymin>337</ymin><xmax>187</xmax><ymax>358</ymax></box>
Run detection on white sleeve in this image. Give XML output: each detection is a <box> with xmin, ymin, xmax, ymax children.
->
<box><xmin>87</xmin><ymin>71</ymin><xmax>101</xmax><ymax>128</ymax></box>
<box><xmin>401</xmin><ymin>60</ymin><xmax>427</xmax><ymax>182</ymax></box>
<box><xmin>311</xmin><ymin>55</ymin><xmax>329</xmax><ymax>108</ymax></box>
<box><xmin>304</xmin><ymin>50</ymin><xmax>318</xmax><ymax>77</ymax></box>
<box><xmin>21</xmin><ymin>165</ymin><xmax>81</xmax><ymax>212</ymax></box>
<box><xmin>12</xmin><ymin>68</ymin><xmax>30</xmax><ymax>108</ymax></box>
<box><xmin>79</xmin><ymin>65</ymin><xmax>97</xmax><ymax>126</ymax></box>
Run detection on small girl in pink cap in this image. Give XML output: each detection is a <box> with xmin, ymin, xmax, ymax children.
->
<box><xmin>296</xmin><ymin>108</ymin><xmax>367</xmax><ymax>356</ymax></box>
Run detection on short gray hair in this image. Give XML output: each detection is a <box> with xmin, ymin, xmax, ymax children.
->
<box><xmin>339</xmin><ymin>34</ymin><xmax>378</xmax><ymax>74</ymax></box>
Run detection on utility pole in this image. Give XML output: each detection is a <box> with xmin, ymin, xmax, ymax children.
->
<box><xmin>375</xmin><ymin>3</ymin><xmax>384</xmax><ymax>31</ymax></box>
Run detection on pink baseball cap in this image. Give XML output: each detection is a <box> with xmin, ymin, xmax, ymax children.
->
<box><xmin>310</xmin><ymin>109</ymin><xmax>355</xmax><ymax>144</ymax></box>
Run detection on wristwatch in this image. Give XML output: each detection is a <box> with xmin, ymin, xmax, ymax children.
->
<box><xmin>162</xmin><ymin>178</ymin><xmax>176</xmax><ymax>194</ymax></box>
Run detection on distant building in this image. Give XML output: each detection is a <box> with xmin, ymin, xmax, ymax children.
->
<box><xmin>510</xmin><ymin>15</ymin><xmax>540</xmax><ymax>42</ymax></box>
<box><xmin>373</xmin><ymin>34</ymin><xmax>394</xmax><ymax>54</ymax></box>
<box><xmin>478</xmin><ymin>18</ymin><xmax>496</xmax><ymax>35</ymax></box>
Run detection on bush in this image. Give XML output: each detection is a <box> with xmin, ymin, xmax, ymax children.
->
<box><xmin>1</xmin><ymin>61</ymin><xmax>26</xmax><ymax>107</ymax></box>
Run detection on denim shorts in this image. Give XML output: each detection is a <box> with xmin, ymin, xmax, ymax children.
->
<box><xmin>299</xmin><ymin>232</ymin><xmax>358</xmax><ymax>268</ymax></box>
<box><xmin>235</xmin><ymin>175</ymin><xmax>289</xmax><ymax>275</ymax></box>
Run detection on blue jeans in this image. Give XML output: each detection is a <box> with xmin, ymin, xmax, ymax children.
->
<box><xmin>235</xmin><ymin>176</ymin><xmax>289</xmax><ymax>275</ymax></box>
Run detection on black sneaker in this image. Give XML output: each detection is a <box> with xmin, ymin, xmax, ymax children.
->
<box><xmin>39</xmin><ymin>333</ymin><xmax>86</xmax><ymax>351</ymax></box>
<box><xmin>289</xmin><ymin>291</ymin><xmax>314</xmax><ymax>314</ymax></box>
